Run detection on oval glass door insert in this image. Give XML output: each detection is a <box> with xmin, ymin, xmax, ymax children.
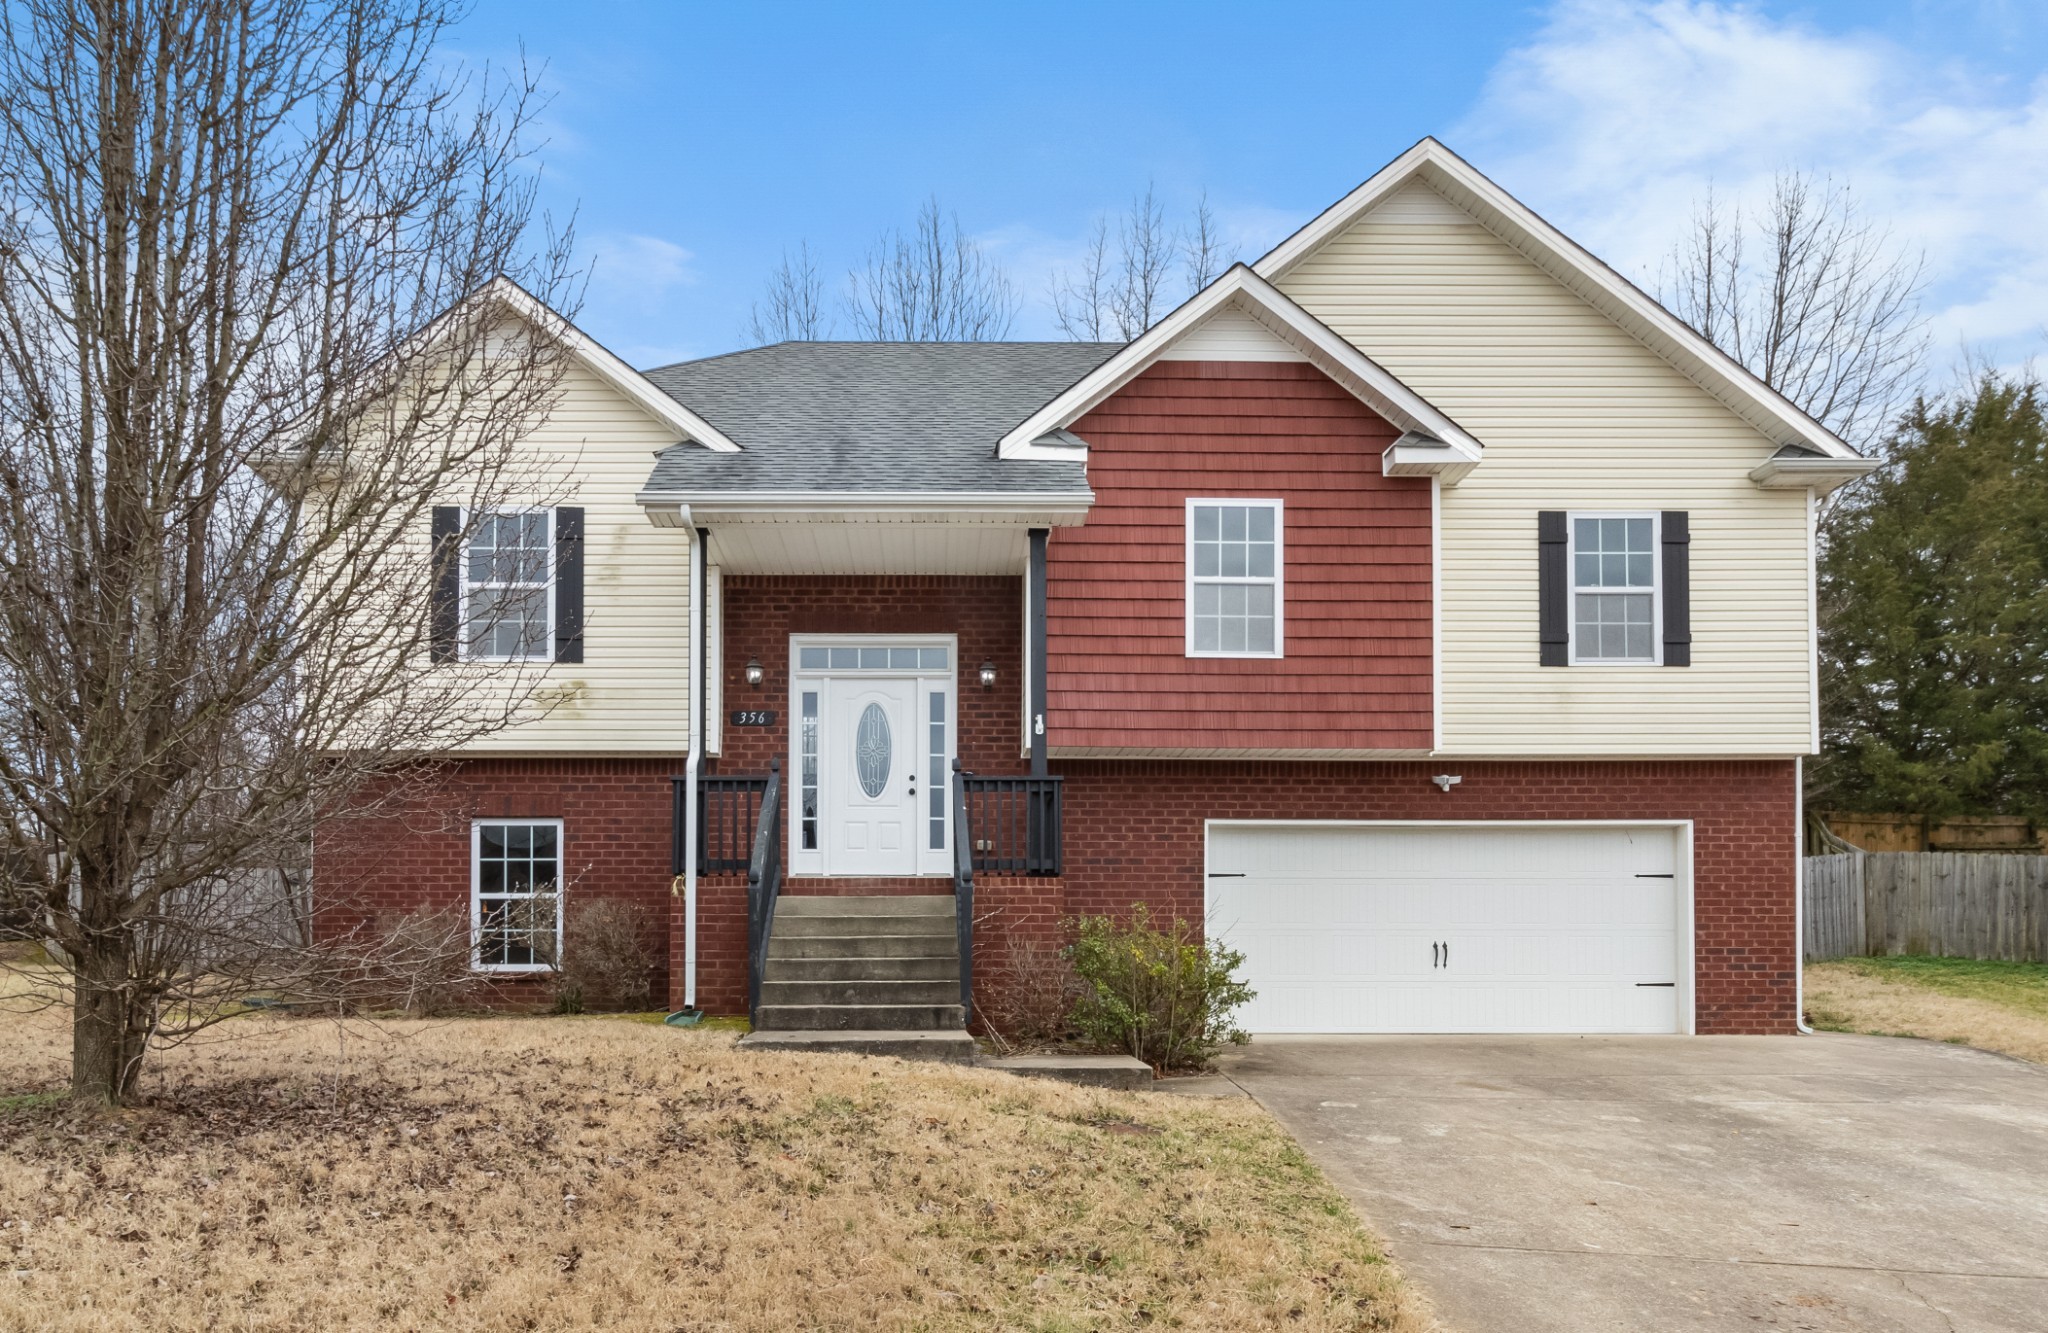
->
<box><xmin>854</xmin><ymin>702</ymin><xmax>892</xmax><ymax>798</ymax></box>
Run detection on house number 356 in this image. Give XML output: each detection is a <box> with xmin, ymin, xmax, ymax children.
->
<box><xmin>729</xmin><ymin>709</ymin><xmax>777</xmax><ymax>727</ymax></box>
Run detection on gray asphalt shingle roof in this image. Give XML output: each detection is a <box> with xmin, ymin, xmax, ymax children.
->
<box><xmin>638</xmin><ymin>341</ymin><xmax>1120</xmax><ymax>496</ymax></box>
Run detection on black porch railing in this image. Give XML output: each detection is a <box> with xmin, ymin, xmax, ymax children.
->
<box><xmin>957</xmin><ymin>772</ymin><xmax>1065</xmax><ymax>877</ymax></box>
<box><xmin>669</xmin><ymin>774</ymin><xmax>771</xmax><ymax>875</ymax></box>
<box><xmin>745</xmin><ymin>759</ymin><xmax>784</xmax><ymax>1021</ymax></box>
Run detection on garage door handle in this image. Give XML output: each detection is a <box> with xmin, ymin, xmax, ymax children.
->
<box><xmin>1635</xmin><ymin>982</ymin><xmax>1675</xmax><ymax>987</ymax></box>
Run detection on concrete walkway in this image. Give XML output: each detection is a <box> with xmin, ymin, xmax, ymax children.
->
<box><xmin>1221</xmin><ymin>1034</ymin><xmax>2048</xmax><ymax>1332</ymax></box>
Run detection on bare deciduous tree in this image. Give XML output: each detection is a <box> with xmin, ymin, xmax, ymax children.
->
<box><xmin>1183</xmin><ymin>191</ymin><xmax>1230</xmax><ymax>293</ymax></box>
<box><xmin>1662</xmin><ymin>173</ymin><xmax>1927</xmax><ymax>453</ymax></box>
<box><xmin>1052</xmin><ymin>183</ymin><xmax>1238</xmax><ymax>341</ymax></box>
<box><xmin>0</xmin><ymin>0</ymin><xmax>576</xmax><ymax>1104</ymax></box>
<box><xmin>745</xmin><ymin>241</ymin><xmax>830</xmax><ymax>344</ymax></box>
<box><xmin>845</xmin><ymin>197</ymin><xmax>1016</xmax><ymax>340</ymax></box>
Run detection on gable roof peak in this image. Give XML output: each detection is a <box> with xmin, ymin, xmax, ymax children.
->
<box><xmin>996</xmin><ymin>264</ymin><xmax>1483</xmax><ymax>473</ymax></box>
<box><xmin>1253</xmin><ymin>137</ymin><xmax>1864</xmax><ymax>463</ymax></box>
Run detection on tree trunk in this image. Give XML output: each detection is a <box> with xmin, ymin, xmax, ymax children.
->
<box><xmin>70</xmin><ymin>955</ymin><xmax>147</xmax><ymax>1105</ymax></box>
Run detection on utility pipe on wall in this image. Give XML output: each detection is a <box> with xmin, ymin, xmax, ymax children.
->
<box><xmin>682</xmin><ymin>519</ymin><xmax>705</xmax><ymax>1010</ymax></box>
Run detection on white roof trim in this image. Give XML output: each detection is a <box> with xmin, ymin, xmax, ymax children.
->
<box><xmin>457</xmin><ymin>277</ymin><xmax>740</xmax><ymax>452</ymax></box>
<box><xmin>1254</xmin><ymin>138</ymin><xmax>1865</xmax><ymax>463</ymax></box>
<box><xmin>996</xmin><ymin>264</ymin><xmax>1484</xmax><ymax>463</ymax></box>
<box><xmin>1383</xmin><ymin>431</ymin><xmax>1478</xmax><ymax>487</ymax></box>
<box><xmin>1748</xmin><ymin>448</ymin><xmax>1882</xmax><ymax>495</ymax></box>
<box><xmin>635</xmin><ymin>488</ymin><xmax>1094</xmax><ymax>527</ymax></box>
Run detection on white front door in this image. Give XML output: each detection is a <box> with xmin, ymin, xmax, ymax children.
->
<box><xmin>1207</xmin><ymin>823</ymin><xmax>1688</xmax><ymax>1034</ymax></box>
<box><xmin>823</xmin><ymin>677</ymin><xmax>921</xmax><ymax>875</ymax></box>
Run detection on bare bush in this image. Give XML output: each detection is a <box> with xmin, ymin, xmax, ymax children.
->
<box><xmin>552</xmin><ymin>897</ymin><xmax>657</xmax><ymax>1014</ymax></box>
<box><xmin>975</xmin><ymin>929</ymin><xmax>1082</xmax><ymax>1049</ymax></box>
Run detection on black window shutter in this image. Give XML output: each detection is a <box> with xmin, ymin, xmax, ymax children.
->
<box><xmin>430</xmin><ymin>506</ymin><xmax>461</xmax><ymax>663</ymax></box>
<box><xmin>554</xmin><ymin>506</ymin><xmax>585</xmax><ymax>664</ymax></box>
<box><xmin>1538</xmin><ymin>510</ymin><xmax>1568</xmax><ymax>666</ymax></box>
<box><xmin>1661</xmin><ymin>510</ymin><xmax>1691</xmax><ymax>667</ymax></box>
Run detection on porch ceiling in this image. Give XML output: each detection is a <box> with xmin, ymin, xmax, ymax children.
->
<box><xmin>685</xmin><ymin>514</ymin><xmax>1051</xmax><ymax>576</ymax></box>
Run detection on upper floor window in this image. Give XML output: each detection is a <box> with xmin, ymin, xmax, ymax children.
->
<box><xmin>1187</xmin><ymin>499</ymin><xmax>1283</xmax><ymax>658</ymax></box>
<box><xmin>465</xmin><ymin>510</ymin><xmax>552</xmax><ymax>660</ymax></box>
<box><xmin>1570</xmin><ymin>514</ymin><xmax>1658</xmax><ymax>663</ymax></box>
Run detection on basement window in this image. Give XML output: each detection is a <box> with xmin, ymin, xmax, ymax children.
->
<box><xmin>472</xmin><ymin>820</ymin><xmax>562</xmax><ymax>972</ymax></box>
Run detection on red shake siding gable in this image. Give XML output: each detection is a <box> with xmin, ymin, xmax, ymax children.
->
<box><xmin>1048</xmin><ymin>361</ymin><xmax>1433</xmax><ymax>753</ymax></box>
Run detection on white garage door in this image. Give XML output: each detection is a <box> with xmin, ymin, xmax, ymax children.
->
<box><xmin>1206</xmin><ymin>823</ymin><xmax>1686</xmax><ymax>1034</ymax></box>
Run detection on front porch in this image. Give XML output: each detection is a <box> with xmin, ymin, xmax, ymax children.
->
<box><xmin>669</xmin><ymin>571</ymin><xmax>1067</xmax><ymax>1031</ymax></box>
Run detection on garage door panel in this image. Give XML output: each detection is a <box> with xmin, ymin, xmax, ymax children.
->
<box><xmin>1208</xmin><ymin>824</ymin><xmax>1685</xmax><ymax>1034</ymax></box>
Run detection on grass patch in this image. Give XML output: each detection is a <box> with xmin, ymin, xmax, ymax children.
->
<box><xmin>1806</xmin><ymin>956</ymin><xmax>2048</xmax><ymax>1064</ymax></box>
<box><xmin>0</xmin><ymin>996</ymin><xmax>1426</xmax><ymax>1331</ymax></box>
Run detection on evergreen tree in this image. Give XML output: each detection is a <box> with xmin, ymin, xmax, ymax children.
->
<box><xmin>1814</xmin><ymin>374</ymin><xmax>2048</xmax><ymax>815</ymax></box>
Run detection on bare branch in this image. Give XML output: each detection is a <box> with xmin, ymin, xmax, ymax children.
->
<box><xmin>844</xmin><ymin>197</ymin><xmax>1016</xmax><ymax>340</ymax></box>
<box><xmin>1661</xmin><ymin>171</ymin><xmax>1928</xmax><ymax>454</ymax></box>
<box><xmin>745</xmin><ymin>241</ymin><xmax>830</xmax><ymax>343</ymax></box>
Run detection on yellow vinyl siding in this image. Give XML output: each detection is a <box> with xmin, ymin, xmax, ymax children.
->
<box><xmin>1277</xmin><ymin>187</ymin><xmax>1813</xmax><ymax>755</ymax></box>
<box><xmin>454</xmin><ymin>357</ymin><xmax>692</xmax><ymax>754</ymax></box>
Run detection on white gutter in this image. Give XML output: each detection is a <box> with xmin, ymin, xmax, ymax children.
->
<box><xmin>635</xmin><ymin>487</ymin><xmax>1094</xmax><ymax>514</ymax></box>
<box><xmin>682</xmin><ymin>511</ymin><xmax>703</xmax><ymax>1011</ymax></box>
<box><xmin>1795</xmin><ymin>754</ymin><xmax>1813</xmax><ymax>1034</ymax></box>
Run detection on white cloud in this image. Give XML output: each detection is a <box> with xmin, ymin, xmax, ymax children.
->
<box><xmin>1454</xmin><ymin>0</ymin><xmax>2048</xmax><ymax>364</ymax></box>
<box><xmin>576</xmin><ymin>232</ymin><xmax>701</xmax><ymax>366</ymax></box>
<box><xmin>585</xmin><ymin>231</ymin><xmax>697</xmax><ymax>310</ymax></box>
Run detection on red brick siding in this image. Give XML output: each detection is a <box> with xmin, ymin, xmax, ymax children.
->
<box><xmin>1049</xmin><ymin>361</ymin><xmax>1433</xmax><ymax>751</ymax></box>
<box><xmin>313</xmin><ymin>758</ymin><xmax>684</xmax><ymax>1006</ymax></box>
<box><xmin>1040</xmin><ymin>758</ymin><xmax>1800</xmax><ymax>1034</ymax></box>
<box><xmin>316</xmin><ymin>760</ymin><xmax>1796</xmax><ymax>1031</ymax></box>
<box><xmin>714</xmin><ymin>574</ymin><xmax>1026</xmax><ymax>777</ymax></box>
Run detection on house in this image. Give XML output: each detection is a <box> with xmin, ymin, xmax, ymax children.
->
<box><xmin>313</xmin><ymin>139</ymin><xmax>1877</xmax><ymax>1038</ymax></box>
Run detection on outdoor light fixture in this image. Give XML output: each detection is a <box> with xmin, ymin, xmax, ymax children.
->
<box><xmin>744</xmin><ymin>658</ymin><xmax>765</xmax><ymax>688</ymax></box>
<box><xmin>1432</xmin><ymin>774</ymin><xmax>1462</xmax><ymax>793</ymax></box>
<box><xmin>979</xmin><ymin>660</ymin><xmax>998</xmax><ymax>689</ymax></box>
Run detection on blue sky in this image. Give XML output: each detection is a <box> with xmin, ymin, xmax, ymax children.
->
<box><xmin>453</xmin><ymin>1</ymin><xmax>2048</xmax><ymax>373</ymax></box>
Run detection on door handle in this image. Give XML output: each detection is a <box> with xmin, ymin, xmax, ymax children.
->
<box><xmin>1432</xmin><ymin>941</ymin><xmax>1440</xmax><ymax>968</ymax></box>
<box><xmin>1443</xmin><ymin>941</ymin><xmax>1448</xmax><ymax>968</ymax></box>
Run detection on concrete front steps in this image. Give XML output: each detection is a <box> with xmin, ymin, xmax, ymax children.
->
<box><xmin>748</xmin><ymin>894</ymin><xmax>969</xmax><ymax>1036</ymax></box>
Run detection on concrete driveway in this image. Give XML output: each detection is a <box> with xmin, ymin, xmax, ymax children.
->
<box><xmin>1220</xmin><ymin>1035</ymin><xmax>2048</xmax><ymax>1332</ymax></box>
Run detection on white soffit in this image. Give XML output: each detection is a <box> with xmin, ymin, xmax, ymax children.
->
<box><xmin>1254</xmin><ymin>138</ymin><xmax>1866</xmax><ymax>464</ymax></box>
<box><xmin>996</xmin><ymin>265</ymin><xmax>1484</xmax><ymax>467</ymax></box>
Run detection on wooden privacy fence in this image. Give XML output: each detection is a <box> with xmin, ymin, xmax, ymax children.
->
<box><xmin>1803</xmin><ymin>852</ymin><xmax>2048</xmax><ymax>962</ymax></box>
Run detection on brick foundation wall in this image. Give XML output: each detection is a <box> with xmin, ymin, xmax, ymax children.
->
<box><xmin>1037</xmin><ymin>758</ymin><xmax>1801</xmax><ymax>1034</ymax></box>
<box><xmin>313</xmin><ymin>757</ymin><xmax>682</xmax><ymax>1007</ymax></box>
<box><xmin>318</xmin><ymin>756</ymin><xmax>1799</xmax><ymax>1033</ymax></box>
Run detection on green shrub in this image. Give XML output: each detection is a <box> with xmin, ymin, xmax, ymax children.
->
<box><xmin>1066</xmin><ymin>905</ymin><xmax>1253</xmax><ymax>1071</ymax></box>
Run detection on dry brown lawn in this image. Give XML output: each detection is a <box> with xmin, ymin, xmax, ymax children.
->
<box><xmin>0</xmin><ymin>979</ymin><xmax>1429</xmax><ymax>1332</ymax></box>
<box><xmin>1805</xmin><ymin>958</ymin><xmax>2048</xmax><ymax>1065</ymax></box>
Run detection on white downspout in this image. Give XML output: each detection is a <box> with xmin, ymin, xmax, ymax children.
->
<box><xmin>1796</xmin><ymin>754</ymin><xmax>1813</xmax><ymax>1034</ymax></box>
<box><xmin>1796</xmin><ymin>486</ymin><xmax>1817</xmax><ymax>1034</ymax></box>
<box><xmin>683</xmin><ymin>519</ymin><xmax>704</xmax><ymax>1010</ymax></box>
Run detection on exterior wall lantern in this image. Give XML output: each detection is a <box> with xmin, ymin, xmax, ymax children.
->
<box><xmin>744</xmin><ymin>658</ymin><xmax>765</xmax><ymax>688</ymax></box>
<box><xmin>978</xmin><ymin>660</ymin><xmax>998</xmax><ymax>689</ymax></box>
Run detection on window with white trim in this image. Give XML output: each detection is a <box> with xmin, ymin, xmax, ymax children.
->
<box><xmin>465</xmin><ymin>511</ymin><xmax>552</xmax><ymax>659</ymax></box>
<box><xmin>472</xmin><ymin>820</ymin><xmax>562</xmax><ymax>971</ymax></box>
<box><xmin>1570</xmin><ymin>514</ymin><xmax>1659</xmax><ymax>663</ymax></box>
<box><xmin>1187</xmin><ymin>499</ymin><xmax>1283</xmax><ymax>657</ymax></box>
